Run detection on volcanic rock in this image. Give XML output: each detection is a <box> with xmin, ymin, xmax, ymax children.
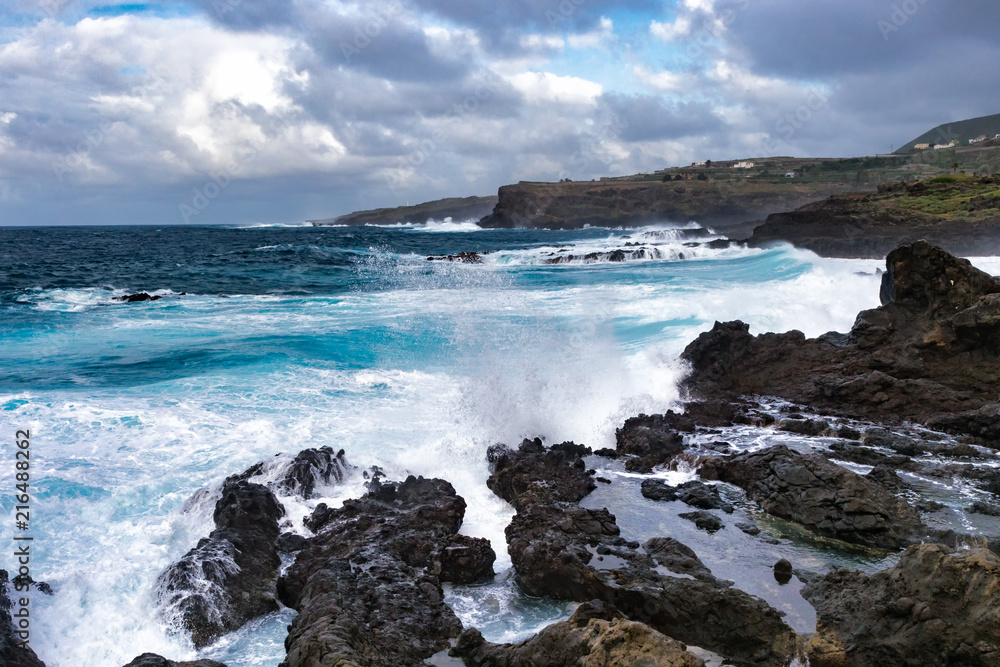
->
<box><xmin>0</xmin><ymin>570</ymin><xmax>46</xmax><ymax>667</ymax></box>
<box><xmin>710</xmin><ymin>445</ymin><xmax>924</xmax><ymax>549</ymax></box>
<box><xmin>451</xmin><ymin>600</ymin><xmax>705</xmax><ymax>667</ymax></box>
<box><xmin>802</xmin><ymin>544</ymin><xmax>1000</xmax><ymax>666</ymax></box>
<box><xmin>122</xmin><ymin>655</ymin><xmax>227</xmax><ymax>667</ymax></box>
<box><xmin>682</xmin><ymin>241</ymin><xmax>1000</xmax><ymax>446</ymax></box>
<box><xmin>157</xmin><ymin>479</ymin><xmax>284</xmax><ymax>648</ymax></box>
<box><xmin>278</xmin><ymin>475</ymin><xmax>492</xmax><ymax>667</ymax></box>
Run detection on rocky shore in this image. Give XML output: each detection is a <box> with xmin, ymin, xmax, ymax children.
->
<box><xmin>11</xmin><ymin>242</ymin><xmax>1000</xmax><ymax>667</ymax></box>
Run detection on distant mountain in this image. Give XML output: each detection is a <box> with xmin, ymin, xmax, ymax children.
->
<box><xmin>309</xmin><ymin>195</ymin><xmax>498</xmax><ymax>226</ymax></box>
<box><xmin>897</xmin><ymin>112</ymin><xmax>1000</xmax><ymax>153</ymax></box>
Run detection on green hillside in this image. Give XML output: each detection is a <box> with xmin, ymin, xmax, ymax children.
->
<box><xmin>897</xmin><ymin>112</ymin><xmax>1000</xmax><ymax>153</ymax></box>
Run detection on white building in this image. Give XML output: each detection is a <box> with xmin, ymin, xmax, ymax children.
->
<box><xmin>933</xmin><ymin>142</ymin><xmax>956</xmax><ymax>150</ymax></box>
<box><xmin>733</xmin><ymin>161</ymin><xmax>755</xmax><ymax>169</ymax></box>
<box><xmin>784</xmin><ymin>171</ymin><xmax>797</xmax><ymax>178</ymax></box>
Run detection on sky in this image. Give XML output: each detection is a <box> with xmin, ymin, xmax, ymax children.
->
<box><xmin>0</xmin><ymin>0</ymin><xmax>998</xmax><ymax>226</ymax></box>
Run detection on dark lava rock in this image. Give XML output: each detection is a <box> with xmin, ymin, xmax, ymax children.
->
<box><xmin>276</xmin><ymin>532</ymin><xmax>308</xmax><ymax>553</ymax></box>
<box><xmin>278</xmin><ymin>475</ymin><xmax>491</xmax><ymax>667</ymax></box>
<box><xmin>712</xmin><ymin>444</ymin><xmax>924</xmax><ymax>549</ymax></box>
<box><xmin>451</xmin><ymin>600</ymin><xmax>705</xmax><ymax>667</ymax></box>
<box><xmin>157</xmin><ymin>479</ymin><xmax>284</xmax><ymax>648</ymax></box>
<box><xmin>488</xmin><ymin>441</ymin><xmax>797</xmax><ymax>665</ymax></box>
<box><xmin>678</xmin><ymin>511</ymin><xmax>724</xmax><ymax>532</ymax></box>
<box><xmin>778</xmin><ymin>418</ymin><xmax>830</xmax><ymax>436</ymax></box>
<box><xmin>866</xmin><ymin>463</ymin><xmax>908</xmax><ymax>492</ymax></box>
<box><xmin>427</xmin><ymin>251</ymin><xmax>484</xmax><ymax>264</ymax></box>
<box><xmin>615</xmin><ymin>416</ymin><xmax>685</xmax><ymax>472</ymax></box>
<box><xmin>122</xmin><ymin>654</ymin><xmax>227</xmax><ymax>667</ymax></box>
<box><xmin>968</xmin><ymin>501</ymin><xmax>1000</xmax><ymax>517</ymax></box>
<box><xmin>640</xmin><ymin>479</ymin><xmax>678</xmax><ymax>502</ymax></box>
<box><xmin>802</xmin><ymin>544</ymin><xmax>1000</xmax><ymax>666</ymax></box>
<box><xmin>643</xmin><ymin>537</ymin><xmax>714</xmax><ymax>581</ymax></box>
<box><xmin>773</xmin><ymin>559</ymin><xmax>793</xmax><ymax>585</ymax></box>
<box><xmin>736</xmin><ymin>521</ymin><xmax>761</xmax><ymax>536</ymax></box>
<box><xmin>117</xmin><ymin>292</ymin><xmax>163</xmax><ymax>302</ymax></box>
<box><xmin>683</xmin><ymin>241</ymin><xmax>1000</xmax><ymax>447</ymax></box>
<box><xmin>1</xmin><ymin>570</ymin><xmax>46</xmax><ymax>667</ymax></box>
<box><xmin>486</xmin><ymin>438</ymin><xmax>594</xmax><ymax>510</ymax></box>
<box><xmin>273</xmin><ymin>446</ymin><xmax>351</xmax><ymax>499</ymax></box>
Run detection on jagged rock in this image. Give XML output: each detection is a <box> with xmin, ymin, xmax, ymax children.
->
<box><xmin>274</xmin><ymin>446</ymin><xmax>350</xmax><ymax>499</ymax></box>
<box><xmin>427</xmin><ymin>251</ymin><xmax>484</xmax><ymax>264</ymax></box>
<box><xmin>640</xmin><ymin>479</ymin><xmax>679</xmax><ymax>502</ymax></box>
<box><xmin>1</xmin><ymin>570</ymin><xmax>46</xmax><ymax>667</ymax></box>
<box><xmin>451</xmin><ymin>600</ymin><xmax>705</xmax><ymax>666</ymax></box>
<box><xmin>486</xmin><ymin>438</ymin><xmax>594</xmax><ymax>510</ymax></box>
<box><xmin>615</xmin><ymin>415</ymin><xmax>685</xmax><ymax>472</ymax></box>
<box><xmin>278</xmin><ymin>476</ymin><xmax>491</xmax><ymax>667</ymax></box>
<box><xmin>641</xmin><ymin>480</ymin><xmax>733</xmax><ymax>513</ymax></box>
<box><xmin>968</xmin><ymin>501</ymin><xmax>1000</xmax><ymax>517</ymax></box>
<box><xmin>489</xmin><ymin>441</ymin><xmax>797</xmax><ymax>666</ymax></box>
<box><xmin>117</xmin><ymin>292</ymin><xmax>162</xmax><ymax>302</ymax></box>
<box><xmin>157</xmin><ymin>479</ymin><xmax>284</xmax><ymax>648</ymax></box>
<box><xmin>866</xmin><ymin>464</ymin><xmax>908</xmax><ymax>492</ymax></box>
<box><xmin>683</xmin><ymin>241</ymin><xmax>1000</xmax><ymax>446</ymax></box>
<box><xmin>122</xmin><ymin>654</ymin><xmax>227</xmax><ymax>667</ymax></box>
<box><xmin>710</xmin><ymin>445</ymin><xmax>924</xmax><ymax>549</ymax></box>
<box><xmin>802</xmin><ymin>544</ymin><xmax>1000</xmax><ymax>666</ymax></box>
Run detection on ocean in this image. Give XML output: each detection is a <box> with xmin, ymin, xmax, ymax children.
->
<box><xmin>1</xmin><ymin>221</ymin><xmax>991</xmax><ymax>665</ymax></box>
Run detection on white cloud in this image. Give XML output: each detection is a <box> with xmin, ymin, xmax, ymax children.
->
<box><xmin>651</xmin><ymin>16</ymin><xmax>692</xmax><ymax>42</ymax></box>
<box><xmin>567</xmin><ymin>17</ymin><xmax>613</xmax><ymax>50</ymax></box>
<box><xmin>506</xmin><ymin>72</ymin><xmax>603</xmax><ymax>106</ymax></box>
<box><xmin>633</xmin><ymin>64</ymin><xmax>689</xmax><ymax>92</ymax></box>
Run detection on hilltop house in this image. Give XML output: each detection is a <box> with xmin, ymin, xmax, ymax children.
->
<box><xmin>970</xmin><ymin>135</ymin><xmax>989</xmax><ymax>143</ymax></box>
<box><xmin>784</xmin><ymin>171</ymin><xmax>798</xmax><ymax>178</ymax></box>
<box><xmin>733</xmin><ymin>161</ymin><xmax>755</xmax><ymax>169</ymax></box>
<box><xmin>934</xmin><ymin>142</ymin><xmax>956</xmax><ymax>150</ymax></box>
<box><xmin>913</xmin><ymin>143</ymin><xmax>931</xmax><ymax>150</ymax></box>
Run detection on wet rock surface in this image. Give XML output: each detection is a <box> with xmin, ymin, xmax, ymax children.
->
<box><xmin>122</xmin><ymin>654</ymin><xmax>228</xmax><ymax>667</ymax></box>
<box><xmin>157</xmin><ymin>447</ymin><xmax>354</xmax><ymax>648</ymax></box>
<box><xmin>278</xmin><ymin>475</ymin><xmax>493</xmax><ymax>667</ymax></box>
<box><xmin>1</xmin><ymin>570</ymin><xmax>47</xmax><ymax>667</ymax></box>
<box><xmin>705</xmin><ymin>444</ymin><xmax>925</xmax><ymax>549</ymax></box>
<box><xmin>486</xmin><ymin>439</ymin><xmax>798</xmax><ymax>666</ymax></box>
<box><xmin>682</xmin><ymin>241</ymin><xmax>1000</xmax><ymax>446</ymax></box>
<box><xmin>801</xmin><ymin>544</ymin><xmax>1000</xmax><ymax>666</ymax></box>
<box><xmin>451</xmin><ymin>600</ymin><xmax>706</xmax><ymax>667</ymax></box>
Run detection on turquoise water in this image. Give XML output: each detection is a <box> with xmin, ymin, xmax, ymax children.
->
<box><xmin>0</xmin><ymin>221</ymin><xmax>895</xmax><ymax>665</ymax></box>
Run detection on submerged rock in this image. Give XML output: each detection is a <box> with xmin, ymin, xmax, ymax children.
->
<box><xmin>678</xmin><ymin>510</ymin><xmax>724</xmax><ymax>532</ymax></box>
<box><xmin>278</xmin><ymin>475</ymin><xmax>493</xmax><ymax>667</ymax></box>
<box><xmin>708</xmin><ymin>445</ymin><xmax>924</xmax><ymax>549</ymax></box>
<box><xmin>451</xmin><ymin>600</ymin><xmax>705</xmax><ymax>667</ymax></box>
<box><xmin>802</xmin><ymin>544</ymin><xmax>1000</xmax><ymax>666</ymax></box>
<box><xmin>1</xmin><ymin>570</ymin><xmax>47</xmax><ymax>667</ymax></box>
<box><xmin>116</xmin><ymin>292</ymin><xmax>162</xmax><ymax>302</ymax></box>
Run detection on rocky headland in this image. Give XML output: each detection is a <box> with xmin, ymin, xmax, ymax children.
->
<box><xmin>749</xmin><ymin>175</ymin><xmax>1000</xmax><ymax>257</ymax></box>
<box><xmin>308</xmin><ymin>195</ymin><xmax>497</xmax><ymax>227</ymax></box>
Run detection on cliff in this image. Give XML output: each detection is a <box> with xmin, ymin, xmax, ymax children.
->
<box><xmin>749</xmin><ymin>175</ymin><xmax>1000</xmax><ymax>258</ymax></box>
<box><xmin>478</xmin><ymin>179</ymin><xmax>869</xmax><ymax>232</ymax></box>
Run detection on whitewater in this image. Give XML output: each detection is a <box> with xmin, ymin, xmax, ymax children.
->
<box><xmin>2</xmin><ymin>220</ymin><xmax>970</xmax><ymax>665</ymax></box>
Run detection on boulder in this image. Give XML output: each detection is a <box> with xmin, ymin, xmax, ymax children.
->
<box><xmin>712</xmin><ymin>445</ymin><xmax>924</xmax><ymax>549</ymax></box>
<box><xmin>451</xmin><ymin>600</ymin><xmax>705</xmax><ymax>666</ymax></box>
<box><xmin>802</xmin><ymin>544</ymin><xmax>1000</xmax><ymax>666</ymax></box>
<box><xmin>486</xmin><ymin>438</ymin><xmax>595</xmax><ymax>510</ymax></box>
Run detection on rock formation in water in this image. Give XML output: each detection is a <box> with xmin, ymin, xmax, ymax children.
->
<box><xmin>682</xmin><ymin>240</ymin><xmax>1000</xmax><ymax>447</ymax></box>
<box><xmin>0</xmin><ymin>570</ymin><xmax>46</xmax><ymax>667</ymax></box>
<box><xmin>483</xmin><ymin>438</ymin><xmax>798</xmax><ymax>666</ymax></box>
